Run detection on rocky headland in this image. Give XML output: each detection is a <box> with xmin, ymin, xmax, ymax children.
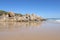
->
<box><xmin>0</xmin><ymin>10</ymin><xmax>45</xmax><ymax>22</ymax></box>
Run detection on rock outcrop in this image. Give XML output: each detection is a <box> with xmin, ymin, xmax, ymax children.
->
<box><xmin>0</xmin><ymin>10</ymin><xmax>44</xmax><ymax>22</ymax></box>
<box><xmin>8</xmin><ymin>12</ymin><xmax>15</xmax><ymax>17</ymax></box>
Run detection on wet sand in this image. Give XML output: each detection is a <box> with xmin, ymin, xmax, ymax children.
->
<box><xmin>0</xmin><ymin>21</ymin><xmax>60</xmax><ymax>40</ymax></box>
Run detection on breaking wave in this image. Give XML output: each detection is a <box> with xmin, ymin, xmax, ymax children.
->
<box><xmin>46</xmin><ymin>19</ymin><xmax>60</xmax><ymax>23</ymax></box>
<box><xmin>55</xmin><ymin>20</ymin><xmax>60</xmax><ymax>22</ymax></box>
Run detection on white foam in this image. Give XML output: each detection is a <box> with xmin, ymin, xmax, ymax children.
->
<box><xmin>56</xmin><ymin>20</ymin><xmax>60</xmax><ymax>22</ymax></box>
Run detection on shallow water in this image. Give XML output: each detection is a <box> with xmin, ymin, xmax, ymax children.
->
<box><xmin>0</xmin><ymin>21</ymin><xmax>60</xmax><ymax>40</ymax></box>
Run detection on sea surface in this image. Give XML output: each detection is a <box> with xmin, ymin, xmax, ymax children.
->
<box><xmin>0</xmin><ymin>19</ymin><xmax>60</xmax><ymax>40</ymax></box>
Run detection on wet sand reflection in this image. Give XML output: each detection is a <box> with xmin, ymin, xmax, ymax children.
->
<box><xmin>0</xmin><ymin>22</ymin><xmax>60</xmax><ymax>40</ymax></box>
<box><xmin>0</xmin><ymin>22</ymin><xmax>42</xmax><ymax>32</ymax></box>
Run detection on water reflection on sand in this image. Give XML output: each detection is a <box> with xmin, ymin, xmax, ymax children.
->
<box><xmin>0</xmin><ymin>22</ymin><xmax>42</xmax><ymax>32</ymax></box>
<box><xmin>0</xmin><ymin>21</ymin><xmax>60</xmax><ymax>40</ymax></box>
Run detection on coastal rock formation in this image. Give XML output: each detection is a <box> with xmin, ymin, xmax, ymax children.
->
<box><xmin>28</xmin><ymin>14</ymin><xmax>42</xmax><ymax>21</ymax></box>
<box><xmin>0</xmin><ymin>10</ymin><xmax>44</xmax><ymax>22</ymax></box>
<box><xmin>8</xmin><ymin>12</ymin><xmax>15</xmax><ymax>17</ymax></box>
<box><xmin>16</xmin><ymin>13</ymin><xmax>43</xmax><ymax>22</ymax></box>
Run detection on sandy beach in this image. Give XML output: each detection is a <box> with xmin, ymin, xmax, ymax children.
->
<box><xmin>0</xmin><ymin>21</ymin><xmax>60</xmax><ymax>40</ymax></box>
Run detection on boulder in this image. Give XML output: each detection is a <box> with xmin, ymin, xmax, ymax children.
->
<box><xmin>8</xmin><ymin>12</ymin><xmax>15</xmax><ymax>17</ymax></box>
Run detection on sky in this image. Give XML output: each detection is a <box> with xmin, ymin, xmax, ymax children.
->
<box><xmin>0</xmin><ymin>0</ymin><xmax>60</xmax><ymax>18</ymax></box>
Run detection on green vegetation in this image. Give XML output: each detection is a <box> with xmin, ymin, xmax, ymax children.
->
<box><xmin>0</xmin><ymin>10</ymin><xmax>23</xmax><ymax>16</ymax></box>
<box><xmin>0</xmin><ymin>10</ymin><xmax>8</xmax><ymax>16</ymax></box>
<box><xmin>15</xmin><ymin>13</ymin><xmax>23</xmax><ymax>17</ymax></box>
